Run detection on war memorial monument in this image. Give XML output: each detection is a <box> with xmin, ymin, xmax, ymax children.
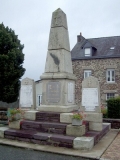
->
<box><xmin>0</xmin><ymin>8</ymin><xmax>111</xmax><ymax>153</ymax></box>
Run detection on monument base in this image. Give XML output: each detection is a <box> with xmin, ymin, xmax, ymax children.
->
<box><xmin>38</xmin><ymin>105</ymin><xmax>79</xmax><ymax>113</ymax></box>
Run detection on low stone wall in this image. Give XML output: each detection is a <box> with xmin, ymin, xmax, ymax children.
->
<box><xmin>103</xmin><ymin>118</ymin><xmax>120</xmax><ymax>129</ymax></box>
<box><xmin>0</xmin><ymin>101</ymin><xmax>19</xmax><ymax>109</ymax></box>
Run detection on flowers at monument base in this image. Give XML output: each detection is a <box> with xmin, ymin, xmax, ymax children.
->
<box><xmin>72</xmin><ymin>111</ymin><xmax>85</xmax><ymax>120</ymax></box>
<box><xmin>72</xmin><ymin>111</ymin><xmax>86</xmax><ymax>126</ymax></box>
<box><xmin>7</xmin><ymin>108</ymin><xmax>24</xmax><ymax>122</ymax></box>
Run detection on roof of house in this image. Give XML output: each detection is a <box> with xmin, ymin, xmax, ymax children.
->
<box><xmin>35</xmin><ymin>79</ymin><xmax>42</xmax><ymax>83</ymax></box>
<box><xmin>71</xmin><ymin>35</ymin><xmax>120</xmax><ymax>60</ymax></box>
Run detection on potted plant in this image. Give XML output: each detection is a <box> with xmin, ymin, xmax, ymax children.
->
<box><xmin>7</xmin><ymin>108</ymin><xmax>24</xmax><ymax>122</ymax></box>
<box><xmin>72</xmin><ymin>112</ymin><xmax>85</xmax><ymax>126</ymax></box>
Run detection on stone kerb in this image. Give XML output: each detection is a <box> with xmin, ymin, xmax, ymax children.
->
<box><xmin>19</xmin><ymin>77</ymin><xmax>36</xmax><ymax>110</ymax></box>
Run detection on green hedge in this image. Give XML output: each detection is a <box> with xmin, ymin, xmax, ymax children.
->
<box><xmin>106</xmin><ymin>97</ymin><xmax>120</xmax><ymax>119</ymax></box>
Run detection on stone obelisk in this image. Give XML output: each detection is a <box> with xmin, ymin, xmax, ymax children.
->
<box><xmin>38</xmin><ymin>8</ymin><xmax>78</xmax><ymax>112</ymax></box>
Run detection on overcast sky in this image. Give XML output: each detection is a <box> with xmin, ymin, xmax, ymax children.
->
<box><xmin>1</xmin><ymin>0</ymin><xmax>120</xmax><ymax>81</ymax></box>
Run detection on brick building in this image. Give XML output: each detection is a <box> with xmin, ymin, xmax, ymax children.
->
<box><xmin>71</xmin><ymin>33</ymin><xmax>120</xmax><ymax>106</ymax></box>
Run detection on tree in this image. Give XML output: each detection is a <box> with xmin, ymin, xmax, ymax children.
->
<box><xmin>0</xmin><ymin>23</ymin><xmax>25</xmax><ymax>103</ymax></box>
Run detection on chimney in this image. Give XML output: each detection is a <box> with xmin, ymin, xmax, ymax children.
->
<box><xmin>77</xmin><ymin>32</ymin><xmax>84</xmax><ymax>42</ymax></box>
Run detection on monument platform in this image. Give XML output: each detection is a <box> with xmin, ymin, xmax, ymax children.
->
<box><xmin>0</xmin><ymin>129</ymin><xmax>119</xmax><ymax>159</ymax></box>
<box><xmin>0</xmin><ymin>111</ymin><xmax>110</xmax><ymax>151</ymax></box>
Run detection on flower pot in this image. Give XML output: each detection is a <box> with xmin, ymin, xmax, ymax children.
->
<box><xmin>72</xmin><ymin>119</ymin><xmax>83</xmax><ymax>126</ymax></box>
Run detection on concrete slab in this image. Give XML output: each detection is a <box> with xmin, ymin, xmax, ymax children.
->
<box><xmin>0</xmin><ymin>129</ymin><xmax>118</xmax><ymax>159</ymax></box>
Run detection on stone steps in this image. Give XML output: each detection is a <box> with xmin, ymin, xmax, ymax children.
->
<box><xmin>4</xmin><ymin>129</ymin><xmax>75</xmax><ymax>148</ymax></box>
<box><xmin>20</xmin><ymin>119</ymin><xmax>89</xmax><ymax>135</ymax></box>
<box><xmin>20</xmin><ymin>120</ymin><xmax>68</xmax><ymax>134</ymax></box>
<box><xmin>1</xmin><ymin>111</ymin><xmax>110</xmax><ymax>150</ymax></box>
<box><xmin>36</xmin><ymin>111</ymin><xmax>61</xmax><ymax>122</ymax></box>
<box><xmin>3</xmin><ymin>123</ymin><xmax>110</xmax><ymax>149</ymax></box>
<box><xmin>85</xmin><ymin>124</ymin><xmax>109</xmax><ymax>145</ymax></box>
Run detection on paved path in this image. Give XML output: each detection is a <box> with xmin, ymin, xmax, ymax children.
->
<box><xmin>0</xmin><ymin>144</ymin><xmax>91</xmax><ymax>160</ymax></box>
<box><xmin>101</xmin><ymin>130</ymin><xmax>120</xmax><ymax>160</ymax></box>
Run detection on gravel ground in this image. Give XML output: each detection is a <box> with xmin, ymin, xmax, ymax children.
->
<box><xmin>0</xmin><ymin>144</ymin><xmax>95</xmax><ymax>160</ymax></box>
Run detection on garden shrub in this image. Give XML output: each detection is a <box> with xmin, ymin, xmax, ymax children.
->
<box><xmin>106</xmin><ymin>97</ymin><xmax>120</xmax><ymax>119</ymax></box>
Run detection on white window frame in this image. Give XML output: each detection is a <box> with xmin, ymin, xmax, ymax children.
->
<box><xmin>85</xmin><ymin>48</ymin><xmax>91</xmax><ymax>56</ymax></box>
<box><xmin>106</xmin><ymin>93</ymin><xmax>115</xmax><ymax>100</ymax></box>
<box><xmin>106</xmin><ymin>69</ymin><xmax>115</xmax><ymax>82</ymax></box>
<box><xmin>84</xmin><ymin>70</ymin><xmax>92</xmax><ymax>79</ymax></box>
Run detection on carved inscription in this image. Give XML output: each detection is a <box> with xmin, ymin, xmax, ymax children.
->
<box><xmin>20</xmin><ymin>85</ymin><xmax>33</xmax><ymax>107</ymax></box>
<box><xmin>82</xmin><ymin>88</ymin><xmax>98</xmax><ymax>111</ymax></box>
<box><xmin>46</xmin><ymin>81</ymin><xmax>61</xmax><ymax>103</ymax></box>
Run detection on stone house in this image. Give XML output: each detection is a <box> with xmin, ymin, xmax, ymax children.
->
<box><xmin>71</xmin><ymin>33</ymin><xmax>120</xmax><ymax>106</ymax></box>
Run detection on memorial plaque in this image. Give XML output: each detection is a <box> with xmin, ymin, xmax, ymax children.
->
<box><xmin>68</xmin><ymin>82</ymin><xmax>74</xmax><ymax>103</ymax></box>
<box><xmin>46</xmin><ymin>81</ymin><xmax>61</xmax><ymax>103</ymax></box>
<box><xmin>82</xmin><ymin>88</ymin><xmax>98</xmax><ymax>111</ymax></box>
<box><xmin>20</xmin><ymin>85</ymin><xmax>33</xmax><ymax>107</ymax></box>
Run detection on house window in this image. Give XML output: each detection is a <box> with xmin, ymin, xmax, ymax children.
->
<box><xmin>106</xmin><ymin>69</ymin><xmax>115</xmax><ymax>82</ymax></box>
<box><xmin>85</xmin><ymin>48</ymin><xmax>91</xmax><ymax>56</ymax></box>
<box><xmin>106</xmin><ymin>93</ymin><xmax>115</xmax><ymax>100</ymax></box>
<box><xmin>84</xmin><ymin>70</ymin><xmax>92</xmax><ymax>79</ymax></box>
<box><xmin>110</xmin><ymin>47</ymin><xmax>115</xmax><ymax>50</ymax></box>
